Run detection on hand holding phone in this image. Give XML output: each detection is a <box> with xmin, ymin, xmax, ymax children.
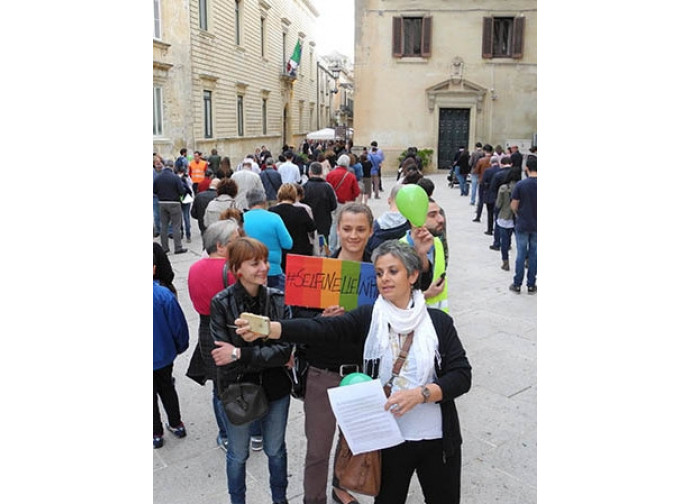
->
<box><xmin>239</xmin><ymin>312</ymin><xmax>270</xmax><ymax>336</ymax></box>
<box><xmin>436</xmin><ymin>272</ymin><xmax>446</xmax><ymax>286</ymax></box>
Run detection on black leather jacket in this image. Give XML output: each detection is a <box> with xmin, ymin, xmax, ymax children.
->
<box><xmin>210</xmin><ymin>282</ymin><xmax>292</xmax><ymax>401</ymax></box>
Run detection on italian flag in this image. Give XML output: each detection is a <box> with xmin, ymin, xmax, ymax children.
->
<box><xmin>286</xmin><ymin>40</ymin><xmax>302</xmax><ymax>76</ymax></box>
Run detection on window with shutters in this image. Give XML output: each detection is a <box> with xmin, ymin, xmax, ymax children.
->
<box><xmin>482</xmin><ymin>17</ymin><xmax>525</xmax><ymax>59</ymax></box>
<box><xmin>392</xmin><ymin>16</ymin><xmax>432</xmax><ymax>58</ymax></box>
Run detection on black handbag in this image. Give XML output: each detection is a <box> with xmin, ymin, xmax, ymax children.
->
<box><xmin>220</xmin><ymin>377</ymin><xmax>268</xmax><ymax>426</ymax></box>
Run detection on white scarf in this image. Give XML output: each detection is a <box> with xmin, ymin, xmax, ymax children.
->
<box><xmin>363</xmin><ymin>290</ymin><xmax>438</xmax><ymax>387</ymax></box>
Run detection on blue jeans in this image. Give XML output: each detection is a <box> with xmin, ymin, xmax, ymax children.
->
<box><xmin>181</xmin><ymin>202</ymin><xmax>192</xmax><ymax>239</ymax></box>
<box><xmin>459</xmin><ymin>174</ymin><xmax>468</xmax><ymax>195</ymax></box>
<box><xmin>470</xmin><ymin>174</ymin><xmax>479</xmax><ymax>204</ymax></box>
<box><xmin>225</xmin><ymin>394</ymin><xmax>290</xmax><ymax>504</ymax></box>
<box><xmin>213</xmin><ymin>385</ymin><xmax>229</xmax><ymax>440</ymax></box>
<box><xmin>249</xmin><ymin>420</ymin><xmax>262</xmax><ymax>438</ymax></box>
<box><xmin>492</xmin><ymin>215</ymin><xmax>501</xmax><ymax>248</ymax></box>
<box><xmin>454</xmin><ymin>167</ymin><xmax>468</xmax><ymax>195</ymax></box>
<box><xmin>475</xmin><ymin>186</ymin><xmax>484</xmax><ymax>219</ymax></box>
<box><xmin>513</xmin><ymin>231</ymin><xmax>537</xmax><ymax>287</ymax></box>
<box><xmin>498</xmin><ymin>225</ymin><xmax>513</xmax><ymax>261</ymax></box>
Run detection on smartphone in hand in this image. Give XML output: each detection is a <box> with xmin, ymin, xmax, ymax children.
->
<box><xmin>239</xmin><ymin>312</ymin><xmax>270</xmax><ymax>336</ymax></box>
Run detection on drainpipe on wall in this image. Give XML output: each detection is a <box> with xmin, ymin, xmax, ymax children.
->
<box><xmin>488</xmin><ymin>63</ymin><xmax>495</xmax><ymax>141</ymax></box>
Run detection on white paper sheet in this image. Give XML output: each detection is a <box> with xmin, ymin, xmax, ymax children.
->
<box><xmin>327</xmin><ymin>380</ymin><xmax>405</xmax><ymax>455</ymax></box>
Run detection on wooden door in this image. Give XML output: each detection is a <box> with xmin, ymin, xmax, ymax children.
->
<box><xmin>438</xmin><ymin>108</ymin><xmax>470</xmax><ymax>170</ymax></box>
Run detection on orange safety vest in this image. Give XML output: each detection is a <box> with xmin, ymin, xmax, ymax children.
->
<box><xmin>189</xmin><ymin>160</ymin><xmax>207</xmax><ymax>184</ymax></box>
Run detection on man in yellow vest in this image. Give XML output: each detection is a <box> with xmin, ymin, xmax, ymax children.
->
<box><xmin>400</xmin><ymin>198</ymin><xmax>449</xmax><ymax>312</ymax></box>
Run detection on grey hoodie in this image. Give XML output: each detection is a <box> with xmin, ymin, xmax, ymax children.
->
<box><xmin>365</xmin><ymin>211</ymin><xmax>411</xmax><ymax>256</ymax></box>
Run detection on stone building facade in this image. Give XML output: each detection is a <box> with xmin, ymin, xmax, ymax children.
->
<box><xmin>153</xmin><ymin>0</ymin><xmax>194</xmax><ymax>158</ymax></box>
<box><xmin>315</xmin><ymin>53</ymin><xmax>355</xmax><ymax>132</ymax></box>
<box><xmin>153</xmin><ymin>0</ymin><xmax>322</xmax><ymax>162</ymax></box>
<box><xmin>353</xmin><ymin>0</ymin><xmax>537</xmax><ymax>173</ymax></box>
<box><xmin>315</xmin><ymin>59</ymin><xmax>338</xmax><ymax>131</ymax></box>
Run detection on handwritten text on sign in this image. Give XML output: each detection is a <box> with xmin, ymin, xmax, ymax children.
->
<box><xmin>284</xmin><ymin>255</ymin><xmax>378</xmax><ymax>311</ymax></box>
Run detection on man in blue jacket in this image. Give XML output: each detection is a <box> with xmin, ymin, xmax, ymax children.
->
<box><xmin>153</xmin><ymin>158</ymin><xmax>192</xmax><ymax>254</ymax></box>
<box><xmin>153</xmin><ymin>253</ymin><xmax>190</xmax><ymax>448</ymax></box>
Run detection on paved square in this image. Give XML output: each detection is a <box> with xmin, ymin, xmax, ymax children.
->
<box><xmin>154</xmin><ymin>173</ymin><xmax>537</xmax><ymax>504</ymax></box>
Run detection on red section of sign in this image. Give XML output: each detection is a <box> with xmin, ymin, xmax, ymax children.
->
<box><xmin>284</xmin><ymin>255</ymin><xmax>313</xmax><ymax>307</ymax></box>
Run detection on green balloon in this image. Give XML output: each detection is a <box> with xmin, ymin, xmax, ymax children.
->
<box><xmin>395</xmin><ymin>184</ymin><xmax>429</xmax><ymax>227</ymax></box>
<box><xmin>339</xmin><ymin>372</ymin><xmax>373</xmax><ymax>387</ymax></box>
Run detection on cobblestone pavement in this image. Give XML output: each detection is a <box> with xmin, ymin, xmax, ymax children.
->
<box><xmin>154</xmin><ymin>172</ymin><xmax>536</xmax><ymax>504</ymax></box>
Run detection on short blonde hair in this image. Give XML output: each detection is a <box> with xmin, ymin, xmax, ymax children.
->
<box><xmin>277</xmin><ymin>183</ymin><xmax>298</xmax><ymax>202</ymax></box>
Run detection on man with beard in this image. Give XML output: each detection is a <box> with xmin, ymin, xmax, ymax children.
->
<box><xmin>400</xmin><ymin>198</ymin><xmax>448</xmax><ymax>312</ymax></box>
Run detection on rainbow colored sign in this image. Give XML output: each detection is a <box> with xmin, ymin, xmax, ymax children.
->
<box><xmin>284</xmin><ymin>255</ymin><xmax>378</xmax><ymax>311</ymax></box>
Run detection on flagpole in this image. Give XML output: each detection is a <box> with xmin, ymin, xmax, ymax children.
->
<box><xmin>286</xmin><ymin>40</ymin><xmax>302</xmax><ymax>146</ymax></box>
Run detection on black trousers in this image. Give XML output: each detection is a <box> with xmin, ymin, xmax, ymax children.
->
<box><xmin>153</xmin><ymin>363</ymin><xmax>182</xmax><ymax>436</ymax></box>
<box><xmin>484</xmin><ymin>203</ymin><xmax>495</xmax><ymax>233</ymax></box>
<box><xmin>375</xmin><ymin>439</ymin><xmax>461</xmax><ymax>504</ymax></box>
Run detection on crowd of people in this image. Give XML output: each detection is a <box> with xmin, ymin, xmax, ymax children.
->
<box><xmin>153</xmin><ymin>137</ymin><xmax>537</xmax><ymax>504</ymax></box>
<box><xmin>450</xmin><ymin>142</ymin><xmax>538</xmax><ymax>293</ymax></box>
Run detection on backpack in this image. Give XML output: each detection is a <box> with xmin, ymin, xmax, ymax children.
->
<box><xmin>174</xmin><ymin>156</ymin><xmax>185</xmax><ymax>172</ymax></box>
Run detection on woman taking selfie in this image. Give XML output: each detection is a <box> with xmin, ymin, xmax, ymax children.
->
<box><xmin>234</xmin><ymin>240</ymin><xmax>472</xmax><ymax>504</ymax></box>
<box><xmin>209</xmin><ymin>237</ymin><xmax>293</xmax><ymax>504</ymax></box>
